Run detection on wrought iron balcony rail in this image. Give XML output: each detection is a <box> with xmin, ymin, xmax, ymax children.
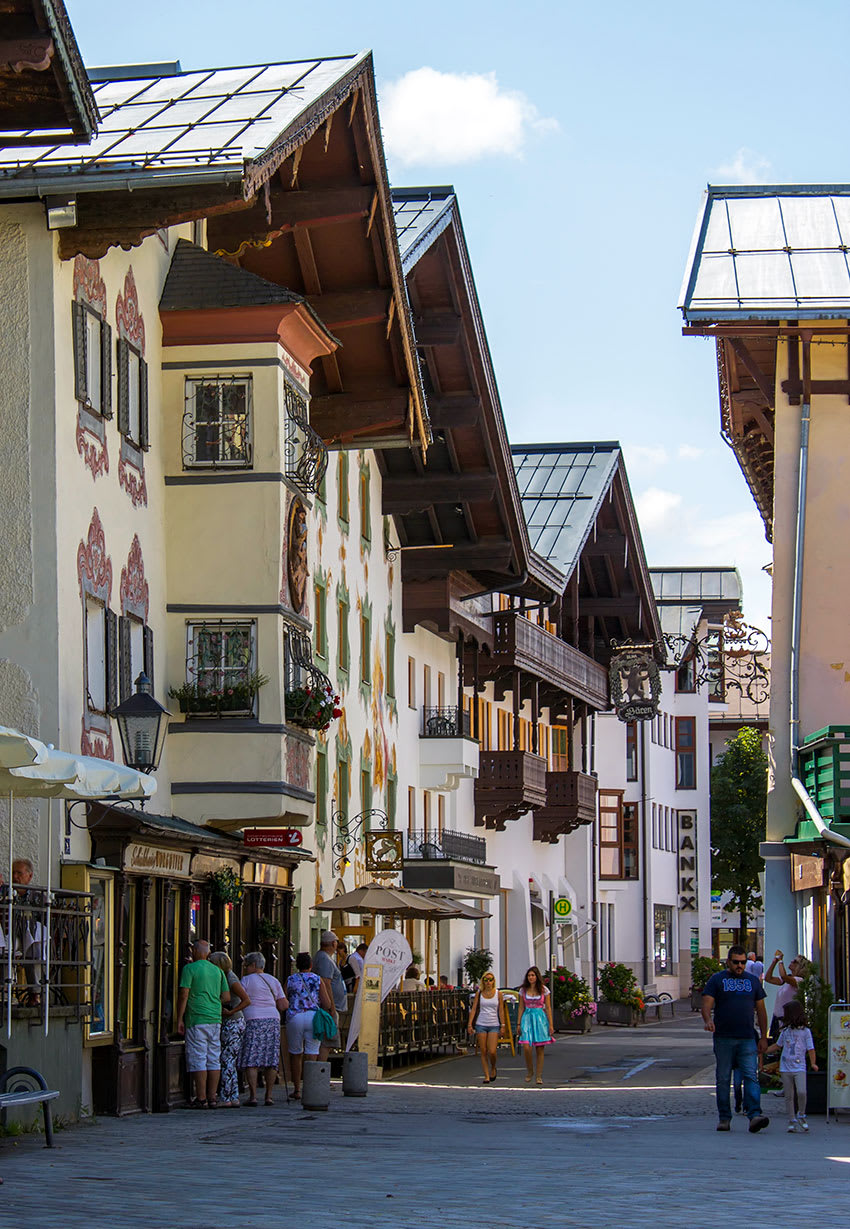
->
<box><xmin>0</xmin><ymin>886</ymin><xmax>94</xmax><ymax>1026</ymax></box>
<box><xmin>421</xmin><ymin>706</ymin><xmax>471</xmax><ymax>738</ymax></box>
<box><xmin>284</xmin><ymin>382</ymin><xmax>328</xmax><ymax>495</ymax></box>
<box><xmin>404</xmin><ymin>829</ymin><xmax>487</xmax><ymax>865</ymax></box>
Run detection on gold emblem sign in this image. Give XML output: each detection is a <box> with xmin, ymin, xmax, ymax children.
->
<box><xmin>365</xmin><ymin>830</ymin><xmax>404</xmax><ymax>874</ymax></box>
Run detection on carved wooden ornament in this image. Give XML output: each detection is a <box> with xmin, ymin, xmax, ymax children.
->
<box><xmin>287</xmin><ymin>499</ymin><xmax>308</xmax><ymax>613</ymax></box>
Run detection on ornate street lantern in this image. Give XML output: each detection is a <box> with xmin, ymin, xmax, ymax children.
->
<box><xmin>112</xmin><ymin>672</ymin><xmax>170</xmax><ymax>773</ymax></box>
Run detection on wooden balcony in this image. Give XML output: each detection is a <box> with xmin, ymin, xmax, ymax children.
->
<box><xmin>474</xmin><ymin>750</ymin><xmax>548</xmax><ymax>830</ymax></box>
<box><xmin>533</xmin><ymin>770</ymin><xmax>598</xmax><ymax>843</ymax></box>
<box><xmin>489</xmin><ymin>612</ymin><xmax>608</xmax><ymax>709</ymax></box>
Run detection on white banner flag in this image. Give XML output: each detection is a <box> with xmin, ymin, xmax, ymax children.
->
<box><xmin>345</xmin><ymin>928</ymin><xmax>412</xmax><ymax>1052</ymax></box>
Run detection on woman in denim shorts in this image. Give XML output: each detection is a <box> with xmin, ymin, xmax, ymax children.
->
<box><xmin>467</xmin><ymin>971</ymin><xmax>506</xmax><ymax>1083</ymax></box>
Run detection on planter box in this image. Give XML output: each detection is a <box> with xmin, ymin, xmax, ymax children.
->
<box><xmin>597</xmin><ymin>1000</ymin><xmax>642</xmax><ymax>1027</ymax></box>
<box><xmin>553</xmin><ymin>1008</ymin><xmax>592</xmax><ymax>1034</ymax></box>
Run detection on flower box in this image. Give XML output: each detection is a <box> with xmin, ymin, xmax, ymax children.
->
<box><xmin>553</xmin><ymin>1007</ymin><xmax>592</xmax><ymax>1034</ymax></box>
<box><xmin>597</xmin><ymin>1000</ymin><xmax>643</xmax><ymax>1027</ymax></box>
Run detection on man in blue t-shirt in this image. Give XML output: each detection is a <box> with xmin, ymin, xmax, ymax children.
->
<box><xmin>702</xmin><ymin>944</ymin><xmax>769</xmax><ymax>1133</ymax></box>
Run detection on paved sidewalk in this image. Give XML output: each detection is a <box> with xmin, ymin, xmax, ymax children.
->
<box><xmin>2</xmin><ymin>1077</ymin><xmax>849</xmax><ymax>1227</ymax></box>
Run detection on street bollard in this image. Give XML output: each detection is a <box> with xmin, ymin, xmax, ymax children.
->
<box><xmin>342</xmin><ymin>1051</ymin><xmax>368</xmax><ymax>1096</ymax></box>
<box><xmin>301</xmin><ymin>1060</ymin><xmax>331</xmax><ymax>1111</ymax></box>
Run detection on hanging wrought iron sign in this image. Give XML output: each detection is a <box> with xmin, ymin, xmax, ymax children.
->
<box><xmin>365</xmin><ymin>830</ymin><xmax>404</xmax><ymax>874</ymax></box>
<box><xmin>609</xmin><ymin>641</ymin><xmax>662</xmax><ymax>723</ymax></box>
<box><xmin>331</xmin><ymin>807</ymin><xmax>390</xmax><ymax>875</ymax></box>
<box><xmin>663</xmin><ymin>611</ymin><xmax>769</xmax><ymax>705</ymax></box>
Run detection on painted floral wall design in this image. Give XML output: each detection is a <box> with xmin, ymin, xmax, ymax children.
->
<box><xmin>77</xmin><ymin>507</ymin><xmax>114</xmax><ymax>760</ymax></box>
<box><xmin>73</xmin><ymin>255</ymin><xmax>109</xmax><ymax>481</ymax></box>
<box><xmin>116</xmin><ymin>267</ymin><xmax>148</xmax><ymax>508</ymax></box>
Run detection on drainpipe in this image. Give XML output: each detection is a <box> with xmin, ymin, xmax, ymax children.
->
<box><xmin>787</xmin><ymin>334</ymin><xmax>850</xmax><ymax>850</ymax></box>
<box><xmin>640</xmin><ymin>720</ymin><xmax>649</xmax><ymax>987</ymax></box>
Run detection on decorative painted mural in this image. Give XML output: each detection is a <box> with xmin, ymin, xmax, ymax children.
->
<box><xmin>119</xmin><ymin>534</ymin><xmax>149</xmax><ymax>621</ymax></box>
<box><xmin>73</xmin><ymin>255</ymin><xmax>109</xmax><ymax>481</ymax></box>
<box><xmin>116</xmin><ymin>267</ymin><xmax>148</xmax><ymax>508</ymax></box>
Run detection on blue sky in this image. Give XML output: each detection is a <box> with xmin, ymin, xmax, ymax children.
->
<box><xmin>68</xmin><ymin>0</ymin><xmax>850</xmax><ymax>631</ymax></box>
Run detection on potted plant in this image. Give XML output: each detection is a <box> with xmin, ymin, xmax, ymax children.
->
<box><xmin>551</xmin><ymin>966</ymin><xmax>596</xmax><ymax>1033</ymax></box>
<box><xmin>690</xmin><ymin>955</ymin><xmax>723</xmax><ymax>1012</ymax></box>
<box><xmin>207</xmin><ymin>867</ymin><xmax>244</xmax><ymax>904</ymax></box>
<box><xmin>797</xmin><ymin>963</ymin><xmax>834</xmax><ymax>1114</ymax></box>
<box><xmin>463</xmin><ymin>946</ymin><xmax>493</xmax><ymax>987</ymax></box>
<box><xmin>597</xmin><ymin>962</ymin><xmax>645</xmax><ymax>1026</ymax></box>
<box><xmin>257</xmin><ymin>917</ymin><xmax>285</xmax><ymax>944</ymax></box>
<box><xmin>285</xmin><ymin>678</ymin><xmax>342</xmax><ymax>731</ymax></box>
<box><xmin>169</xmin><ymin>671</ymin><xmax>268</xmax><ymax>718</ymax></box>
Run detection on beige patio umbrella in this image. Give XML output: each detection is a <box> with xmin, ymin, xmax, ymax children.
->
<box><xmin>310</xmin><ymin>881</ymin><xmax>449</xmax><ymax>919</ymax></box>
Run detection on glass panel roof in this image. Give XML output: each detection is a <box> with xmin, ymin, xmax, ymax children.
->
<box><xmin>512</xmin><ymin>444</ymin><xmax>620</xmax><ymax>577</ymax></box>
<box><xmin>681</xmin><ymin>187</ymin><xmax>850</xmax><ymax>318</ymax></box>
<box><xmin>0</xmin><ymin>55</ymin><xmax>368</xmax><ymax>183</ymax></box>
<box><xmin>391</xmin><ymin>189</ymin><xmax>455</xmax><ymax>270</ymax></box>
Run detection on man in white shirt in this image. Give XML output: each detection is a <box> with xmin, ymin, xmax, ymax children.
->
<box><xmin>745</xmin><ymin>952</ymin><xmax>764</xmax><ymax>980</ymax></box>
<box><xmin>347</xmin><ymin>942</ymin><xmax>368</xmax><ymax>990</ymax></box>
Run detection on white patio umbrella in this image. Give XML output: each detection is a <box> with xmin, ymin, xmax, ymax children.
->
<box><xmin>1</xmin><ymin>740</ymin><xmax>156</xmax><ymax>1037</ymax></box>
<box><xmin>0</xmin><ymin>726</ymin><xmax>48</xmax><ymax>770</ymax></box>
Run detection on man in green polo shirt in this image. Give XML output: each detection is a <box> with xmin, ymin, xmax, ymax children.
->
<box><xmin>176</xmin><ymin>939</ymin><xmax>230</xmax><ymax>1108</ymax></box>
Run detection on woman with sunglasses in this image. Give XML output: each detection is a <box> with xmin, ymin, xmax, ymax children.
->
<box><xmin>517</xmin><ymin>965</ymin><xmax>554</xmax><ymax>1085</ymax></box>
<box><xmin>467</xmin><ymin>971</ymin><xmax>506</xmax><ymax>1083</ymax></box>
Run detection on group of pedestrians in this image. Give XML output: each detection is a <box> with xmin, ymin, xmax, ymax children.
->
<box><xmin>702</xmin><ymin>943</ymin><xmax>817</xmax><ymax>1135</ymax></box>
<box><xmin>176</xmin><ymin>932</ymin><xmax>344</xmax><ymax>1109</ymax></box>
<box><xmin>467</xmin><ymin>965</ymin><xmax>554</xmax><ymax>1086</ymax></box>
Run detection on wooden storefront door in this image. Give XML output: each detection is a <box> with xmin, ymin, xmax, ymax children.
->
<box><xmin>153</xmin><ymin>880</ymin><xmax>188</xmax><ymax>1112</ymax></box>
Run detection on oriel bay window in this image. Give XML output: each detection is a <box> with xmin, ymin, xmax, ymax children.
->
<box><xmin>675</xmin><ymin>716</ymin><xmax>697</xmax><ymax>789</ymax></box>
<box><xmin>184</xmin><ymin>376</ymin><xmax>251</xmax><ymax>467</ymax></box>
<box><xmin>72</xmin><ymin>300</ymin><xmax>112</xmax><ymax>417</ymax></box>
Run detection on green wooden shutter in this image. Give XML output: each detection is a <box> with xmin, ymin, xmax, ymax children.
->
<box><xmin>139</xmin><ymin>358</ymin><xmax>149</xmax><ymax>450</ymax></box>
<box><xmin>118</xmin><ymin>615</ymin><xmax>132</xmax><ymax>703</ymax></box>
<box><xmin>105</xmin><ymin>608</ymin><xmax>120</xmax><ymax>713</ymax></box>
<box><xmin>72</xmin><ymin>301</ymin><xmax>87</xmax><ymax>403</ymax></box>
<box><xmin>100</xmin><ymin>320</ymin><xmax>113</xmax><ymax>418</ymax></box>
<box><xmin>116</xmin><ymin>338</ymin><xmax>129</xmax><ymax>436</ymax></box>
<box><xmin>143</xmin><ymin>624</ymin><xmax>155</xmax><ymax>692</ymax></box>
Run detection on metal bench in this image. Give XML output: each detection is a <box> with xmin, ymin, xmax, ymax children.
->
<box><xmin>642</xmin><ymin>993</ymin><xmax>675</xmax><ymax>1023</ymax></box>
<box><xmin>0</xmin><ymin>1067</ymin><xmax>59</xmax><ymax>1147</ymax></box>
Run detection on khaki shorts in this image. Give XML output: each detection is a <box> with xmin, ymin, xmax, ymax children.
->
<box><xmin>185</xmin><ymin>1022</ymin><xmax>221</xmax><ymax>1072</ymax></box>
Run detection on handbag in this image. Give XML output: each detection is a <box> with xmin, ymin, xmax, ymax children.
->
<box><xmin>312</xmin><ymin>1007</ymin><xmax>337</xmax><ymax>1041</ymax></box>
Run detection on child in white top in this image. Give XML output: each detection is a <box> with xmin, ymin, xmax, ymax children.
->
<box><xmin>773</xmin><ymin>999</ymin><xmax>817</xmax><ymax>1132</ymax></box>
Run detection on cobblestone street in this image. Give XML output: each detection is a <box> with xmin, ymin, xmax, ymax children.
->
<box><xmin>3</xmin><ymin>1018</ymin><xmax>848</xmax><ymax>1227</ymax></box>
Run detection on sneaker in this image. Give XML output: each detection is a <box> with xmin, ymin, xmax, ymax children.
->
<box><xmin>748</xmin><ymin>1115</ymin><xmax>770</xmax><ymax>1133</ymax></box>
<box><xmin>798</xmin><ymin>1115</ymin><xmax>809</xmax><ymax>1132</ymax></box>
<box><xmin>787</xmin><ymin>1121</ymin><xmax>798</xmax><ymax>1133</ymax></box>
<box><xmin>716</xmin><ymin>1120</ymin><xmax>731</xmax><ymax>1132</ymax></box>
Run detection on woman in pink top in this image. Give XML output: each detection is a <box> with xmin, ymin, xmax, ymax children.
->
<box><xmin>239</xmin><ymin>952</ymin><xmax>288</xmax><ymax>1106</ymax></box>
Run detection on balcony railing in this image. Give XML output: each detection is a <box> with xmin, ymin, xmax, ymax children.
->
<box><xmin>284</xmin><ymin>382</ymin><xmax>328</xmax><ymax>495</ymax></box>
<box><xmin>491</xmin><ymin>612</ymin><xmax>608</xmax><ymax>708</ymax></box>
<box><xmin>421</xmin><ymin>707</ymin><xmax>471</xmax><ymax>738</ymax></box>
<box><xmin>474</xmin><ymin>749</ymin><xmax>548</xmax><ymax>829</ymax></box>
<box><xmin>533</xmin><ymin>770</ymin><xmax>598</xmax><ymax>841</ymax></box>
<box><xmin>404</xmin><ymin>829</ymin><xmax>487</xmax><ymax>865</ymax></box>
<box><xmin>1</xmin><ymin>886</ymin><xmax>94</xmax><ymax>1027</ymax></box>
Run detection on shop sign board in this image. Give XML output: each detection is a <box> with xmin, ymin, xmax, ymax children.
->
<box><xmin>345</xmin><ymin>928</ymin><xmax>412</xmax><ymax>1072</ymax></box>
<box><xmin>365</xmin><ymin>830</ymin><xmax>403</xmax><ymax>873</ymax></box>
<box><xmin>827</xmin><ymin>1004</ymin><xmax>850</xmax><ymax>1116</ymax></box>
<box><xmin>243</xmin><ymin>828</ymin><xmax>303</xmax><ymax>848</ymax></box>
<box><xmin>790</xmin><ymin>853</ymin><xmax>823</xmax><ymax>893</ymax></box>
<box><xmin>710</xmin><ymin>890</ymin><xmax>724</xmax><ymax>924</ymax></box>
<box><xmin>124</xmin><ymin>843</ymin><xmax>190</xmax><ymax>877</ymax></box>
<box><xmin>678</xmin><ymin>811</ymin><xmax>697</xmax><ymax>911</ymax></box>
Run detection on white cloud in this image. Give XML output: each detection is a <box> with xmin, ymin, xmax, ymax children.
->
<box><xmin>625</xmin><ymin>443</ymin><xmax>669</xmax><ymax>471</ymax></box>
<box><xmin>677</xmin><ymin>444</ymin><xmax>703</xmax><ymax>460</ymax></box>
<box><xmin>714</xmin><ymin>147</ymin><xmax>772</xmax><ymax>185</ymax></box>
<box><xmin>635</xmin><ymin>487</ymin><xmax>683</xmax><ymax>532</ymax></box>
<box><xmin>380</xmin><ymin>67</ymin><xmax>557</xmax><ymax>167</ymax></box>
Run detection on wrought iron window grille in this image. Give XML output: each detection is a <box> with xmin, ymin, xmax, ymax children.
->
<box><xmin>421</xmin><ymin>706</ymin><xmax>471</xmax><ymax>738</ymax></box>
<box><xmin>283</xmin><ymin>381</ymin><xmax>327</xmax><ymax>495</ymax></box>
<box><xmin>172</xmin><ymin>620</ymin><xmax>261</xmax><ymax>717</ymax></box>
<box><xmin>183</xmin><ymin>375</ymin><xmax>252</xmax><ymax>469</ymax></box>
<box><xmin>0</xmin><ymin>885</ymin><xmax>95</xmax><ymax>1023</ymax></box>
<box><xmin>331</xmin><ymin>807</ymin><xmax>389</xmax><ymax>874</ymax></box>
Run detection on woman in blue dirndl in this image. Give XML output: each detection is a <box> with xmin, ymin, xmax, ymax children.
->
<box><xmin>517</xmin><ymin>966</ymin><xmax>554</xmax><ymax>1085</ymax></box>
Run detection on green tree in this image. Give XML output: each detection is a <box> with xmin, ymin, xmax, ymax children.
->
<box><xmin>710</xmin><ymin>726</ymin><xmax>767</xmax><ymax>939</ymax></box>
